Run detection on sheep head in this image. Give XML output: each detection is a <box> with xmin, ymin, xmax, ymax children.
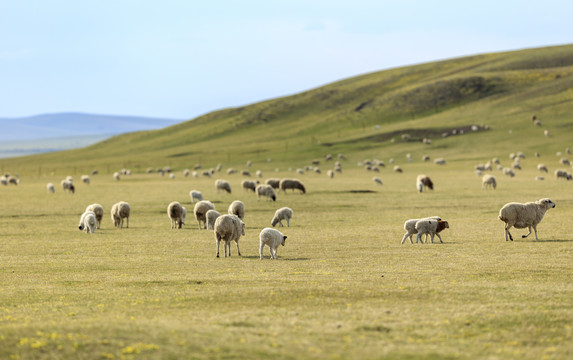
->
<box><xmin>436</xmin><ymin>220</ymin><xmax>449</xmax><ymax>233</ymax></box>
<box><xmin>282</xmin><ymin>236</ymin><xmax>287</xmax><ymax>246</ymax></box>
<box><xmin>536</xmin><ymin>198</ymin><xmax>555</xmax><ymax>209</ymax></box>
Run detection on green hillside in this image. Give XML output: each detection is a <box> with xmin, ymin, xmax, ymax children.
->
<box><xmin>3</xmin><ymin>44</ymin><xmax>573</xmax><ymax>175</ymax></box>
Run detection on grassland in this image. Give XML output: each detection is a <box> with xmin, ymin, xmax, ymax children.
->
<box><xmin>1</xmin><ymin>44</ymin><xmax>573</xmax><ymax>359</ymax></box>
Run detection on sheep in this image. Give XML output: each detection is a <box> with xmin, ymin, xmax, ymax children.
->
<box><xmin>271</xmin><ymin>207</ymin><xmax>293</xmax><ymax>227</ymax></box>
<box><xmin>167</xmin><ymin>201</ymin><xmax>186</xmax><ymax>229</ymax></box>
<box><xmin>503</xmin><ymin>168</ymin><xmax>515</xmax><ymax>177</ymax></box>
<box><xmin>393</xmin><ymin>165</ymin><xmax>403</xmax><ymax>173</ymax></box>
<box><xmin>560</xmin><ymin>158</ymin><xmax>570</xmax><ymax>166</ymax></box>
<box><xmin>265</xmin><ymin>178</ymin><xmax>281</xmax><ymax>189</ymax></box>
<box><xmin>256</xmin><ymin>170</ymin><xmax>263</xmax><ymax>178</ymax></box>
<box><xmin>482</xmin><ymin>175</ymin><xmax>497</xmax><ymax>190</ymax></box>
<box><xmin>194</xmin><ymin>200</ymin><xmax>215</xmax><ymax>229</ymax></box>
<box><xmin>327</xmin><ymin>170</ymin><xmax>334</xmax><ymax>179</ymax></box>
<box><xmin>279</xmin><ymin>178</ymin><xmax>306</xmax><ymax>194</ymax></box>
<box><xmin>189</xmin><ymin>190</ymin><xmax>204</xmax><ymax>203</ymax></box>
<box><xmin>81</xmin><ymin>175</ymin><xmax>90</xmax><ymax>184</ymax></box>
<box><xmin>259</xmin><ymin>228</ymin><xmax>287</xmax><ymax>260</ymax></box>
<box><xmin>434</xmin><ymin>158</ymin><xmax>446</xmax><ymax>165</ymax></box>
<box><xmin>215</xmin><ymin>179</ymin><xmax>232</xmax><ymax>194</ymax></box>
<box><xmin>206</xmin><ymin>209</ymin><xmax>221</xmax><ymax>230</ymax></box>
<box><xmin>415</xmin><ymin>219</ymin><xmax>450</xmax><ymax>244</ymax></box>
<box><xmin>226</xmin><ymin>168</ymin><xmax>237</xmax><ymax>175</ymax></box>
<box><xmin>400</xmin><ymin>216</ymin><xmax>441</xmax><ymax>244</ymax></box>
<box><xmin>373</xmin><ymin>177</ymin><xmax>383</xmax><ymax>185</ymax></box>
<box><xmin>183</xmin><ymin>169</ymin><xmax>190</xmax><ymax>177</ymax></box>
<box><xmin>0</xmin><ymin>176</ymin><xmax>7</xmax><ymax>186</ymax></box>
<box><xmin>498</xmin><ymin>198</ymin><xmax>555</xmax><ymax>241</ymax></box>
<box><xmin>555</xmin><ymin>169</ymin><xmax>572</xmax><ymax>180</ymax></box>
<box><xmin>416</xmin><ymin>174</ymin><xmax>434</xmax><ymax>192</ymax></box>
<box><xmin>228</xmin><ymin>200</ymin><xmax>245</xmax><ymax>220</ymax></box>
<box><xmin>61</xmin><ymin>180</ymin><xmax>75</xmax><ymax>194</ymax></box>
<box><xmin>111</xmin><ymin>201</ymin><xmax>130</xmax><ymax>228</ymax></box>
<box><xmin>214</xmin><ymin>214</ymin><xmax>245</xmax><ymax>258</ymax></box>
<box><xmin>256</xmin><ymin>184</ymin><xmax>277</xmax><ymax>201</ymax></box>
<box><xmin>537</xmin><ymin>164</ymin><xmax>548</xmax><ymax>173</ymax></box>
<box><xmin>241</xmin><ymin>180</ymin><xmax>259</xmax><ymax>192</ymax></box>
<box><xmin>241</xmin><ymin>170</ymin><xmax>251</xmax><ymax>177</ymax></box>
<box><xmin>47</xmin><ymin>183</ymin><xmax>55</xmax><ymax>193</ymax></box>
<box><xmin>85</xmin><ymin>203</ymin><xmax>104</xmax><ymax>229</ymax></box>
<box><xmin>78</xmin><ymin>211</ymin><xmax>97</xmax><ymax>234</ymax></box>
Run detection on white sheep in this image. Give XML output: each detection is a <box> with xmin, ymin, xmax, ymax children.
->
<box><xmin>279</xmin><ymin>178</ymin><xmax>306</xmax><ymax>194</ymax></box>
<box><xmin>78</xmin><ymin>211</ymin><xmax>97</xmax><ymax>234</ymax></box>
<box><xmin>189</xmin><ymin>190</ymin><xmax>204</xmax><ymax>203</ymax></box>
<box><xmin>499</xmin><ymin>198</ymin><xmax>555</xmax><ymax>241</ymax></box>
<box><xmin>555</xmin><ymin>169</ymin><xmax>572</xmax><ymax>180</ymax></box>
<box><xmin>400</xmin><ymin>216</ymin><xmax>441</xmax><ymax>244</ymax></box>
<box><xmin>415</xmin><ymin>219</ymin><xmax>450</xmax><ymax>244</ymax></box>
<box><xmin>393</xmin><ymin>165</ymin><xmax>403</xmax><ymax>173</ymax></box>
<box><xmin>81</xmin><ymin>175</ymin><xmax>90</xmax><ymax>184</ymax></box>
<box><xmin>215</xmin><ymin>179</ymin><xmax>232</xmax><ymax>193</ymax></box>
<box><xmin>259</xmin><ymin>227</ymin><xmax>287</xmax><ymax>260</ymax></box>
<box><xmin>113</xmin><ymin>172</ymin><xmax>120</xmax><ymax>181</ymax></box>
<box><xmin>416</xmin><ymin>174</ymin><xmax>434</xmax><ymax>192</ymax></box>
<box><xmin>241</xmin><ymin>180</ymin><xmax>259</xmax><ymax>192</ymax></box>
<box><xmin>256</xmin><ymin>184</ymin><xmax>277</xmax><ymax>201</ymax></box>
<box><xmin>228</xmin><ymin>200</ymin><xmax>245</xmax><ymax>220</ymax></box>
<box><xmin>167</xmin><ymin>201</ymin><xmax>186</xmax><ymax>229</ymax></box>
<box><xmin>327</xmin><ymin>170</ymin><xmax>334</xmax><ymax>179</ymax></box>
<box><xmin>537</xmin><ymin>164</ymin><xmax>548</xmax><ymax>173</ymax></box>
<box><xmin>85</xmin><ymin>203</ymin><xmax>104</xmax><ymax>229</ymax></box>
<box><xmin>61</xmin><ymin>179</ymin><xmax>75</xmax><ymax>193</ymax></box>
<box><xmin>434</xmin><ymin>158</ymin><xmax>446</xmax><ymax>165</ymax></box>
<box><xmin>271</xmin><ymin>207</ymin><xmax>293</xmax><ymax>227</ymax></box>
<box><xmin>111</xmin><ymin>201</ymin><xmax>130</xmax><ymax>228</ymax></box>
<box><xmin>503</xmin><ymin>168</ymin><xmax>515</xmax><ymax>177</ymax></box>
<box><xmin>214</xmin><ymin>214</ymin><xmax>245</xmax><ymax>258</ymax></box>
<box><xmin>206</xmin><ymin>209</ymin><xmax>221</xmax><ymax>230</ymax></box>
<box><xmin>482</xmin><ymin>175</ymin><xmax>497</xmax><ymax>190</ymax></box>
<box><xmin>194</xmin><ymin>200</ymin><xmax>215</xmax><ymax>229</ymax></box>
<box><xmin>47</xmin><ymin>183</ymin><xmax>55</xmax><ymax>193</ymax></box>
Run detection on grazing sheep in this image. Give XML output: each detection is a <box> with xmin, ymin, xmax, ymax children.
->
<box><xmin>400</xmin><ymin>216</ymin><xmax>441</xmax><ymax>244</ymax></box>
<box><xmin>265</xmin><ymin>178</ymin><xmax>281</xmax><ymax>189</ymax></box>
<box><xmin>241</xmin><ymin>170</ymin><xmax>251</xmax><ymax>177</ymax></box>
<box><xmin>393</xmin><ymin>165</ymin><xmax>403</xmax><ymax>173</ymax></box>
<box><xmin>228</xmin><ymin>200</ymin><xmax>245</xmax><ymax>220</ymax></box>
<box><xmin>279</xmin><ymin>178</ymin><xmax>306</xmax><ymax>194</ymax></box>
<box><xmin>111</xmin><ymin>201</ymin><xmax>130</xmax><ymax>228</ymax></box>
<box><xmin>560</xmin><ymin>158</ymin><xmax>570</xmax><ymax>166</ymax></box>
<box><xmin>544</xmin><ymin>129</ymin><xmax>550</xmax><ymax>137</ymax></box>
<box><xmin>61</xmin><ymin>180</ymin><xmax>75</xmax><ymax>194</ymax></box>
<box><xmin>482</xmin><ymin>175</ymin><xmax>497</xmax><ymax>190</ymax></box>
<box><xmin>373</xmin><ymin>177</ymin><xmax>383</xmax><ymax>185</ymax></box>
<box><xmin>271</xmin><ymin>207</ymin><xmax>293</xmax><ymax>227</ymax></box>
<box><xmin>498</xmin><ymin>198</ymin><xmax>555</xmax><ymax>241</ymax></box>
<box><xmin>0</xmin><ymin>176</ymin><xmax>7</xmax><ymax>186</ymax></box>
<box><xmin>327</xmin><ymin>170</ymin><xmax>334</xmax><ymax>179</ymax></box>
<box><xmin>416</xmin><ymin>174</ymin><xmax>434</xmax><ymax>192</ymax></box>
<box><xmin>113</xmin><ymin>172</ymin><xmax>121</xmax><ymax>181</ymax></box>
<box><xmin>206</xmin><ymin>209</ymin><xmax>221</xmax><ymax>230</ymax></box>
<box><xmin>537</xmin><ymin>164</ymin><xmax>548</xmax><ymax>173</ymax></box>
<box><xmin>47</xmin><ymin>183</ymin><xmax>55</xmax><ymax>193</ymax></box>
<box><xmin>194</xmin><ymin>200</ymin><xmax>215</xmax><ymax>229</ymax></box>
<box><xmin>214</xmin><ymin>214</ymin><xmax>245</xmax><ymax>258</ymax></box>
<box><xmin>259</xmin><ymin>228</ymin><xmax>287</xmax><ymax>260</ymax></box>
<box><xmin>503</xmin><ymin>168</ymin><xmax>515</xmax><ymax>177</ymax></box>
<box><xmin>189</xmin><ymin>190</ymin><xmax>204</xmax><ymax>203</ymax></box>
<box><xmin>85</xmin><ymin>204</ymin><xmax>104</xmax><ymax>229</ymax></box>
<box><xmin>183</xmin><ymin>169</ymin><xmax>190</xmax><ymax>177</ymax></box>
<box><xmin>241</xmin><ymin>180</ymin><xmax>259</xmax><ymax>192</ymax></box>
<box><xmin>78</xmin><ymin>211</ymin><xmax>97</xmax><ymax>234</ymax></box>
<box><xmin>167</xmin><ymin>201</ymin><xmax>186</xmax><ymax>229</ymax></box>
<box><xmin>434</xmin><ymin>158</ymin><xmax>446</xmax><ymax>165</ymax></box>
<box><xmin>256</xmin><ymin>184</ymin><xmax>277</xmax><ymax>201</ymax></box>
<box><xmin>215</xmin><ymin>179</ymin><xmax>232</xmax><ymax>194</ymax></box>
<box><xmin>81</xmin><ymin>175</ymin><xmax>90</xmax><ymax>184</ymax></box>
<box><xmin>415</xmin><ymin>219</ymin><xmax>450</xmax><ymax>244</ymax></box>
<box><xmin>555</xmin><ymin>169</ymin><xmax>572</xmax><ymax>180</ymax></box>
<box><xmin>227</xmin><ymin>168</ymin><xmax>237</xmax><ymax>175</ymax></box>
<box><xmin>256</xmin><ymin>170</ymin><xmax>263</xmax><ymax>178</ymax></box>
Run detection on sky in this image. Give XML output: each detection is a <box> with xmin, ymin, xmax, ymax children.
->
<box><xmin>1</xmin><ymin>0</ymin><xmax>572</xmax><ymax>121</ymax></box>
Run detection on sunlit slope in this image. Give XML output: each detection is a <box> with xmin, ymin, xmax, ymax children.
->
<box><xmin>3</xmin><ymin>44</ymin><xmax>573</xmax><ymax>174</ymax></box>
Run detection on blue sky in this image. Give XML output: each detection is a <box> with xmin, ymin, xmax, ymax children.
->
<box><xmin>1</xmin><ymin>0</ymin><xmax>572</xmax><ymax>120</ymax></box>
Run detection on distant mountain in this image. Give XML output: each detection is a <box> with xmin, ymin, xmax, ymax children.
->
<box><xmin>0</xmin><ymin>112</ymin><xmax>182</xmax><ymax>141</ymax></box>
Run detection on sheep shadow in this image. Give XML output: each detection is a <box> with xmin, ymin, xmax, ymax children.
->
<box><xmin>241</xmin><ymin>255</ymin><xmax>311</xmax><ymax>261</ymax></box>
<box><xmin>522</xmin><ymin>239</ymin><xmax>573</xmax><ymax>243</ymax></box>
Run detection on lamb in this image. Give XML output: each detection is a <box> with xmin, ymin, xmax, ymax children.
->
<box><xmin>537</xmin><ymin>164</ymin><xmax>548</xmax><ymax>173</ymax></box>
<box><xmin>215</xmin><ymin>179</ymin><xmax>232</xmax><ymax>193</ymax></box>
<box><xmin>78</xmin><ymin>211</ymin><xmax>97</xmax><ymax>234</ymax></box>
<box><xmin>241</xmin><ymin>180</ymin><xmax>259</xmax><ymax>192</ymax></box>
<box><xmin>265</xmin><ymin>178</ymin><xmax>281</xmax><ymax>189</ymax></box>
<box><xmin>256</xmin><ymin>184</ymin><xmax>277</xmax><ymax>201</ymax></box>
<box><xmin>228</xmin><ymin>200</ymin><xmax>245</xmax><ymax>220</ymax></box>
<box><xmin>61</xmin><ymin>180</ymin><xmax>75</xmax><ymax>194</ymax></box>
<box><xmin>482</xmin><ymin>175</ymin><xmax>497</xmax><ymax>190</ymax></box>
<box><xmin>400</xmin><ymin>216</ymin><xmax>441</xmax><ymax>244</ymax></box>
<box><xmin>415</xmin><ymin>219</ymin><xmax>450</xmax><ymax>244</ymax></box>
<box><xmin>85</xmin><ymin>203</ymin><xmax>104</xmax><ymax>229</ymax></box>
<box><xmin>416</xmin><ymin>174</ymin><xmax>434</xmax><ymax>192</ymax></box>
<box><xmin>498</xmin><ymin>198</ymin><xmax>555</xmax><ymax>241</ymax></box>
<box><xmin>189</xmin><ymin>190</ymin><xmax>204</xmax><ymax>203</ymax></box>
<box><xmin>271</xmin><ymin>207</ymin><xmax>293</xmax><ymax>227</ymax></box>
<box><xmin>111</xmin><ymin>201</ymin><xmax>130</xmax><ymax>228</ymax></box>
<box><xmin>206</xmin><ymin>209</ymin><xmax>221</xmax><ymax>230</ymax></box>
<box><xmin>279</xmin><ymin>178</ymin><xmax>306</xmax><ymax>194</ymax></box>
<box><xmin>167</xmin><ymin>201</ymin><xmax>187</xmax><ymax>229</ymax></box>
<box><xmin>194</xmin><ymin>200</ymin><xmax>215</xmax><ymax>229</ymax></box>
<box><xmin>555</xmin><ymin>169</ymin><xmax>572</xmax><ymax>180</ymax></box>
<box><xmin>214</xmin><ymin>214</ymin><xmax>245</xmax><ymax>258</ymax></box>
<box><xmin>47</xmin><ymin>183</ymin><xmax>55</xmax><ymax>193</ymax></box>
<box><xmin>259</xmin><ymin>228</ymin><xmax>287</xmax><ymax>260</ymax></box>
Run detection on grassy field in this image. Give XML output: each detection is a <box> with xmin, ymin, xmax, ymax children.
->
<box><xmin>1</xmin><ymin>158</ymin><xmax>572</xmax><ymax>359</ymax></box>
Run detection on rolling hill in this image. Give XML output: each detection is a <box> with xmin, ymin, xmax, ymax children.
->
<box><xmin>2</xmin><ymin>44</ymin><xmax>573</xmax><ymax>175</ymax></box>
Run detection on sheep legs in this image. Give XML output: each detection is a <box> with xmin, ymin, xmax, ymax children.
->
<box><xmin>259</xmin><ymin>244</ymin><xmax>264</xmax><ymax>260</ymax></box>
<box><xmin>521</xmin><ymin>226</ymin><xmax>539</xmax><ymax>241</ymax></box>
<box><xmin>235</xmin><ymin>240</ymin><xmax>242</xmax><ymax>256</ymax></box>
<box><xmin>504</xmin><ymin>224</ymin><xmax>514</xmax><ymax>241</ymax></box>
<box><xmin>401</xmin><ymin>233</ymin><xmax>413</xmax><ymax>244</ymax></box>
